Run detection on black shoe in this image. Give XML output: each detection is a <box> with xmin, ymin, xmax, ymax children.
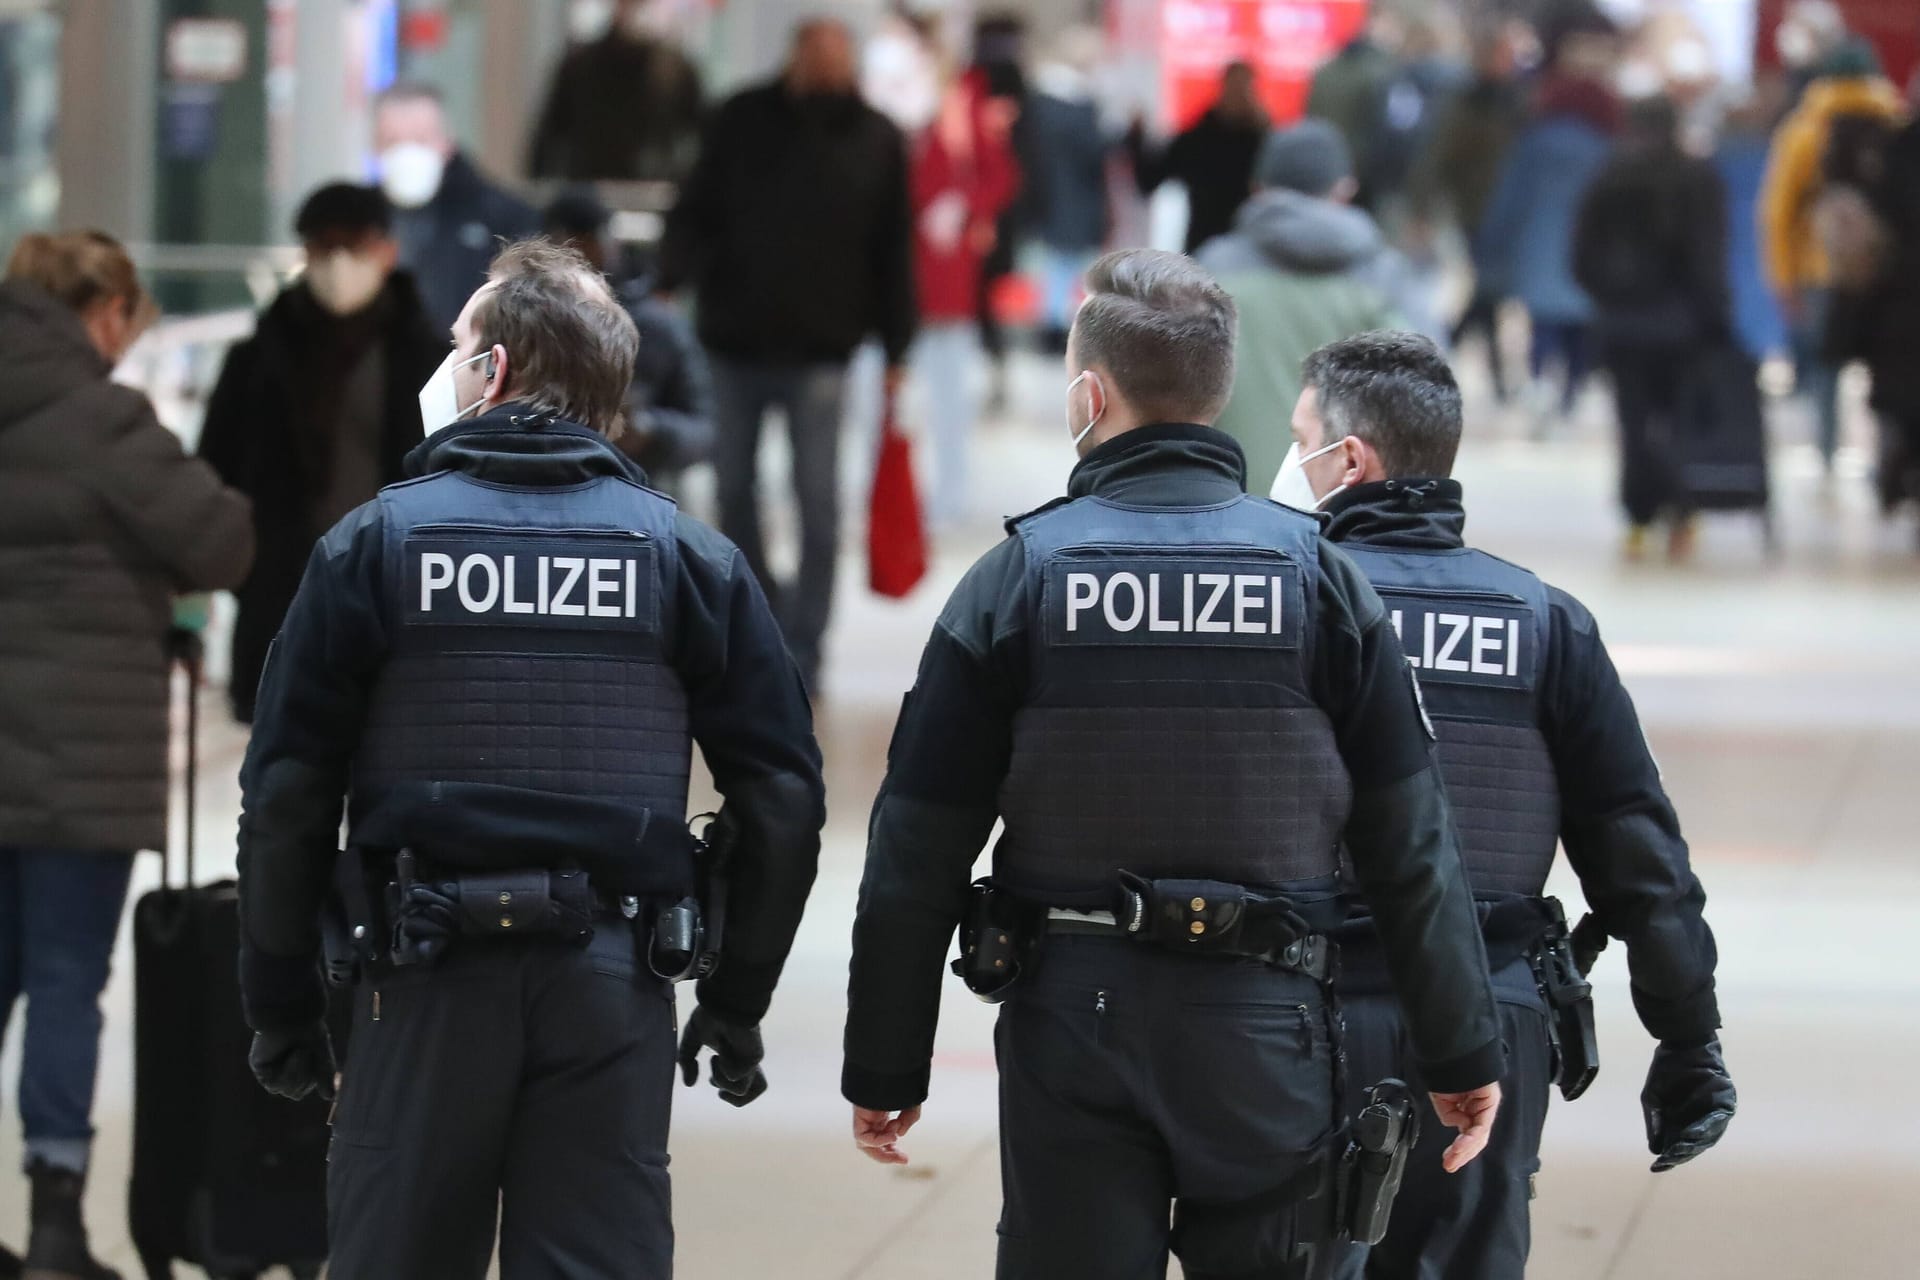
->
<box><xmin>25</xmin><ymin>1162</ymin><xmax>119</xmax><ymax>1280</ymax></box>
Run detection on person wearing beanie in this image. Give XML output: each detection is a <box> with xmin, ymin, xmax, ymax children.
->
<box><xmin>1195</xmin><ymin>119</ymin><xmax>1412</xmax><ymax>495</ymax></box>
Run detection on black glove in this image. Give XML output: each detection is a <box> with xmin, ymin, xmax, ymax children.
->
<box><xmin>1641</xmin><ymin>1036</ymin><xmax>1736</xmax><ymax>1172</ymax></box>
<box><xmin>396</xmin><ymin>881</ymin><xmax>461</xmax><ymax>965</ymax></box>
<box><xmin>677</xmin><ymin>1006</ymin><xmax>767</xmax><ymax>1107</ymax></box>
<box><xmin>249</xmin><ymin>1022</ymin><xmax>338</xmax><ymax>1103</ymax></box>
<box><xmin>1570</xmin><ymin>912</ymin><xmax>1610</xmax><ymax>977</ymax></box>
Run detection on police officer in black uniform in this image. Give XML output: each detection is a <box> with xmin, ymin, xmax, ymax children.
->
<box><xmin>841</xmin><ymin>251</ymin><xmax>1507</xmax><ymax>1280</ymax></box>
<box><xmin>1283</xmin><ymin>332</ymin><xmax>1736</xmax><ymax>1280</ymax></box>
<box><xmin>236</xmin><ymin>240</ymin><xmax>825</xmax><ymax>1278</ymax></box>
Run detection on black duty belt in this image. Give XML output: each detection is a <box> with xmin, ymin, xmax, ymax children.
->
<box><xmin>1045</xmin><ymin>909</ymin><xmax>1335</xmax><ymax>982</ymax></box>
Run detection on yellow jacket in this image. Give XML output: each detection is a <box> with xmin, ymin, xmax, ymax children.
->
<box><xmin>1759</xmin><ymin>77</ymin><xmax>1908</xmax><ymax>294</ymax></box>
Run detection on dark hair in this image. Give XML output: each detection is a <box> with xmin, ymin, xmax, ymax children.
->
<box><xmin>1073</xmin><ymin>249</ymin><xmax>1238</xmax><ymax>425</ymax></box>
<box><xmin>471</xmin><ymin>239</ymin><xmax>638</xmax><ymax>438</ymax></box>
<box><xmin>294</xmin><ymin>182</ymin><xmax>392</xmax><ymax>240</ymax></box>
<box><xmin>1300</xmin><ymin>331</ymin><xmax>1463</xmax><ymax>477</ymax></box>
<box><xmin>542</xmin><ymin>188</ymin><xmax>611</xmax><ymax>241</ymax></box>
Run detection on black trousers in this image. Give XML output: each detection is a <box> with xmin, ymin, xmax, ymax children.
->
<box><xmin>326</xmin><ymin>923</ymin><xmax>676</xmax><ymax>1279</ymax></box>
<box><xmin>1322</xmin><ymin>956</ymin><xmax>1553</xmax><ymax>1280</ymax></box>
<box><xmin>1603</xmin><ymin>342</ymin><xmax>1693</xmax><ymax>528</ymax></box>
<box><xmin>996</xmin><ymin>934</ymin><xmax>1339</xmax><ymax>1280</ymax></box>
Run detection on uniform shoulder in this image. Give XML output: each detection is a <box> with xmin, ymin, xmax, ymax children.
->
<box><xmin>1002</xmin><ymin>494</ymin><xmax>1074</xmax><ymax>535</ymax></box>
<box><xmin>1542</xmin><ymin>580</ymin><xmax>1599</xmax><ymax>637</ymax></box>
<box><xmin>316</xmin><ymin>495</ymin><xmax>390</xmax><ymax>559</ymax></box>
<box><xmin>673</xmin><ymin>510</ymin><xmax>743</xmax><ymax>575</ymax></box>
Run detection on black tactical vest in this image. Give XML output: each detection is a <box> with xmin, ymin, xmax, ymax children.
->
<box><xmin>347</xmin><ymin>457</ymin><xmax>694</xmax><ymax>896</ymax></box>
<box><xmin>1339</xmin><ymin>543</ymin><xmax>1559</xmax><ymax>898</ymax></box>
<box><xmin>994</xmin><ymin>494</ymin><xmax>1350</xmax><ymax>905</ymax></box>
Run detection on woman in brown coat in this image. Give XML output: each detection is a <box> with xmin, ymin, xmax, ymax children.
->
<box><xmin>0</xmin><ymin>231</ymin><xmax>253</xmax><ymax>1278</ymax></box>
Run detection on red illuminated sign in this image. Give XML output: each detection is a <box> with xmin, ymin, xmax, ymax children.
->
<box><xmin>1160</xmin><ymin>0</ymin><xmax>1371</xmax><ymax>128</ymax></box>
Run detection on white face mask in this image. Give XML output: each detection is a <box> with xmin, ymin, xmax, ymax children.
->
<box><xmin>1270</xmin><ymin>437</ymin><xmax>1350</xmax><ymax>508</ymax></box>
<box><xmin>1066</xmin><ymin>371</ymin><xmax>1104</xmax><ymax>450</ymax></box>
<box><xmin>417</xmin><ymin>349</ymin><xmax>492</xmax><ymax>435</ymax></box>
<box><xmin>380</xmin><ymin>143</ymin><xmax>446</xmax><ymax>209</ymax></box>
<box><xmin>304</xmin><ymin>250</ymin><xmax>387</xmax><ymax>316</ymax></box>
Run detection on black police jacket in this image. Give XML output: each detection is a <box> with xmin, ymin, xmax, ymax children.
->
<box><xmin>1324</xmin><ymin>479</ymin><xmax>1721</xmax><ymax>1045</ymax></box>
<box><xmin>237</xmin><ymin>405</ymin><xmax>825</xmax><ymax>1033</ymax></box>
<box><xmin>842</xmin><ymin>426</ymin><xmax>1506</xmax><ymax>1111</ymax></box>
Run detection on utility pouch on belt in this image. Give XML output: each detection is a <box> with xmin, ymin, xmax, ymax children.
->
<box><xmin>951</xmin><ymin>880</ymin><xmax>1042</xmax><ymax>1003</ymax></box>
<box><xmin>687</xmin><ymin>811</ymin><xmax>735</xmax><ymax>981</ymax></box>
<box><xmin>1342</xmin><ymin>1079</ymin><xmax>1420</xmax><ymax>1246</ymax></box>
<box><xmin>1114</xmin><ymin>872</ymin><xmax>1331</xmax><ymax>980</ymax></box>
<box><xmin>1531</xmin><ymin>896</ymin><xmax>1599</xmax><ymax>1101</ymax></box>
<box><xmin>386</xmin><ymin>850</ymin><xmax>597</xmax><ymax>965</ymax></box>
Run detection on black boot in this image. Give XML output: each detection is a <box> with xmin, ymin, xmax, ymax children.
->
<box><xmin>24</xmin><ymin>1162</ymin><xmax>119</xmax><ymax>1280</ymax></box>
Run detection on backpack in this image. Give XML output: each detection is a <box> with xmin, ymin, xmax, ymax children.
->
<box><xmin>1814</xmin><ymin>111</ymin><xmax>1899</xmax><ymax>288</ymax></box>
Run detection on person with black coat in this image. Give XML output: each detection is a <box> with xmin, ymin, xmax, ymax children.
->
<box><xmin>375</xmin><ymin>83</ymin><xmax>542</xmax><ymax>334</ymax></box>
<box><xmin>0</xmin><ymin>230</ymin><xmax>253</xmax><ymax>1280</ymax></box>
<box><xmin>658</xmin><ymin>18</ymin><xmax>916</xmax><ymax>690</ymax></box>
<box><xmin>1297</xmin><ymin>332</ymin><xmax>1732</xmax><ymax>1280</ymax></box>
<box><xmin>1573</xmin><ymin>96</ymin><xmax>1731</xmax><ymax>560</ymax></box>
<box><xmin>198</xmin><ymin>184</ymin><xmax>446</xmax><ymax>722</ymax></box>
<box><xmin>528</xmin><ymin>0</ymin><xmax>705</xmax><ymax>184</ymax></box>
<box><xmin>1129</xmin><ymin>61</ymin><xmax>1271</xmax><ymax>254</ymax></box>
<box><xmin>544</xmin><ymin>189</ymin><xmax>714</xmax><ymax>492</ymax></box>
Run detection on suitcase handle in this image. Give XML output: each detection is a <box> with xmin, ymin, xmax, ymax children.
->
<box><xmin>167</xmin><ymin>630</ymin><xmax>201</xmax><ymax>894</ymax></box>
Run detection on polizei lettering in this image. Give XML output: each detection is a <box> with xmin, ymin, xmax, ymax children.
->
<box><xmin>1377</xmin><ymin>592</ymin><xmax>1535</xmax><ymax>690</ymax></box>
<box><xmin>402</xmin><ymin>533</ymin><xmax>657</xmax><ymax>633</ymax></box>
<box><xmin>1048</xmin><ymin>556</ymin><xmax>1302</xmax><ymax>649</ymax></box>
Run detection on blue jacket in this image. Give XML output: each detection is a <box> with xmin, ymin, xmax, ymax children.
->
<box><xmin>1477</xmin><ymin>116</ymin><xmax>1613</xmax><ymax>323</ymax></box>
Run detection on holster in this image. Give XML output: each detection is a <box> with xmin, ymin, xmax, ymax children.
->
<box><xmin>951</xmin><ymin>879</ymin><xmax>1043</xmax><ymax>1003</ymax></box>
<box><xmin>322</xmin><ymin>848</ymin><xmax>382</xmax><ymax>987</ymax></box>
<box><xmin>385</xmin><ymin>849</ymin><xmax>597</xmax><ymax>967</ymax></box>
<box><xmin>1114</xmin><ymin>872</ymin><xmax>1333</xmax><ymax>981</ymax></box>
<box><xmin>1338</xmin><ymin>1078</ymin><xmax>1421</xmax><ymax>1246</ymax></box>
<box><xmin>1530</xmin><ymin>897</ymin><xmax>1600</xmax><ymax>1101</ymax></box>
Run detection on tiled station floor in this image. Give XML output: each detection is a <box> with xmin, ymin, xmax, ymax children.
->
<box><xmin>6</xmin><ymin>354</ymin><xmax>1916</xmax><ymax>1278</ymax></box>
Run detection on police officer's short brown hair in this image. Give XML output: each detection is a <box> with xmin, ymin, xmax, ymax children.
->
<box><xmin>471</xmin><ymin>239</ymin><xmax>638</xmax><ymax>438</ymax></box>
<box><xmin>1072</xmin><ymin>249</ymin><xmax>1238</xmax><ymax>426</ymax></box>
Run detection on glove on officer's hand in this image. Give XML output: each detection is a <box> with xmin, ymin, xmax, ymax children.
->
<box><xmin>1641</xmin><ymin>1036</ymin><xmax>1736</xmax><ymax>1172</ymax></box>
<box><xmin>677</xmin><ymin>1007</ymin><xmax>767</xmax><ymax>1107</ymax></box>
<box><xmin>249</xmin><ymin>1022</ymin><xmax>337</xmax><ymax>1103</ymax></box>
<box><xmin>396</xmin><ymin>881</ymin><xmax>461</xmax><ymax>964</ymax></box>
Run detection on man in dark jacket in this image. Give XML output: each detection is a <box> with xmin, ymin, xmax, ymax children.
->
<box><xmin>1</xmin><ymin>232</ymin><xmax>254</xmax><ymax>1279</ymax></box>
<box><xmin>844</xmin><ymin>251</ymin><xmax>1503</xmax><ymax>1279</ymax></box>
<box><xmin>375</xmin><ymin>82</ymin><xmax>542</xmax><ymax>334</ymax></box>
<box><xmin>200</xmin><ymin>183</ymin><xmax>446</xmax><ymax>723</ymax></box>
<box><xmin>1129</xmin><ymin>61</ymin><xmax>1271</xmax><ymax>253</ymax></box>
<box><xmin>1025</xmin><ymin>27</ymin><xmax>1113</xmax><ymax>351</ymax></box>
<box><xmin>528</xmin><ymin>0</ymin><xmax>704</xmax><ymax>183</ymax></box>
<box><xmin>1573</xmin><ymin>96</ymin><xmax>1731</xmax><ymax>560</ymax></box>
<box><xmin>236</xmin><ymin>242</ymin><xmax>824</xmax><ymax>1276</ymax></box>
<box><xmin>544</xmin><ymin>189</ymin><xmax>713</xmax><ymax>491</ymax></box>
<box><xmin>659</xmin><ymin>18</ymin><xmax>916</xmax><ymax>690</ymax></box>
<box><xmin>1293</xmin><ymin>331</ymin><xmax>1732</xmax><ymax>1280</ymax></box>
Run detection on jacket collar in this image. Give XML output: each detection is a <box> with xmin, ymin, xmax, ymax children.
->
<box><xmin>1321</xmin><ymin>478</ymin><xmax>1467</xmax><ymax>549</ymax></box>
<box><xmin>404</xmin><ymin>403</ymin><xmax>649</xmax><ymax>487</ymax></box>
<box><xmin>1067</xmin><ymin>424</ymin><xmax>1247</xmax><ymax>504</ymax></box>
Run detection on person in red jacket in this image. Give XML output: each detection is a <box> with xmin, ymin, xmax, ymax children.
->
<box><xmin>909</xmin><ymin>54</ymin><xmax>1019</xmax><ymax>528</ymax></box>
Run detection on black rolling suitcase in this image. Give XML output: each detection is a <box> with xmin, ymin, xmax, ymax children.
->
<box><xmin>1676</xmin><ymin>343</ymin><xmax>1775</xmax><ymax>550</ymax></box>
<box><xmin>128</xmin><ymin>638</ymin><xmax>330</xmax><ymax>1280</ymax></box>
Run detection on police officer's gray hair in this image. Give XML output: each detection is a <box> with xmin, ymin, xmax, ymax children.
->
<box><xmin>1074</xmin><ymin>250</ymin><xmax>1238</xmax><ymax>426</ymax></box>
<box><xmin>472</xmin><ymin>239</ymin><xmax>639</xmax><ymax>439</ymax></box>
<box><xmin>1301</xmin><ymin>331</ymin><xmax>1463</xmax><ymax>478</ymax></box>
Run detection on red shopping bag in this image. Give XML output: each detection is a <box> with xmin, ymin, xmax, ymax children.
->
<box><xmin>868</xmin><ymin>399</ymin><xmax>929</xmax><ymax>598</ymax></box>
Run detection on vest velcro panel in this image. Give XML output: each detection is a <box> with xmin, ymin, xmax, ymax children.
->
<box><xmin>1432</xmin><ymin>719</ymin><xmax>1560</xmax><ymax>896</ymax></box>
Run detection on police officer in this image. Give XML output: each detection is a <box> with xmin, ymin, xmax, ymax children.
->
<box><xmin>236</xmin><ymin>240</ymin><xmax>825</xmax><ymax>1278</ymax></box>
<box><xmin>1281</xmin><ymin>332</ymin><xmax>1736</xmax><ymax>1280</ymax></box>
<box><xmin>842</xmin><ymin>250</ymin><xmax>1507</xmax><ymax>1279</ymax></box>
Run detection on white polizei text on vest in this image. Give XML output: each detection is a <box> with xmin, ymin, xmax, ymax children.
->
<box><xmin>418</xmin><ymin>552</ymin><xmax>640</xmax><ymax>618</ymax></box>
<box><xmin>1388</xmin><ymin>609</ymin><xmax>1520</xmax><ymax>677</ymax></box>
<box><xmin>1064</xmin><ymin>571</ymin><xmax>1285</xmax><ymax>635</ymax></box>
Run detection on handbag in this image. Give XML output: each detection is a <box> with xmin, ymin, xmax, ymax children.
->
<box><xmin>868</xmin><ymin>393</ymin><xmax>929</xmax><ymax>598</ymax></box>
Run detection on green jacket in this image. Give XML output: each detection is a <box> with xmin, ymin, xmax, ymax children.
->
<box><xmin>1197</xmin><ymin>191</ymin><xmax>1406</xmax><ymax>494</ymax></box>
